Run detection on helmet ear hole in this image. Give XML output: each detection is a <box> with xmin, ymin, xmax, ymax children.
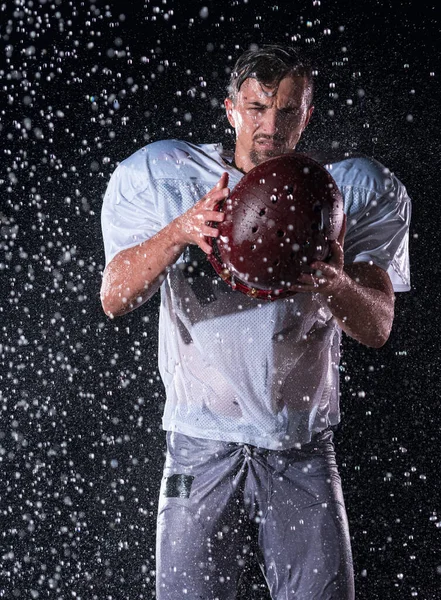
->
<box><xmin>207</xmin><ymin>154</ymin><xmax>344</xmax><ymax>300</ymax></box>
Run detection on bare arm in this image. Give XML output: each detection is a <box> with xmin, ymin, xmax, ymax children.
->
<box><xmin>291</xmin><ymin>219</ymin><xmax>395</xmax><ymax>348</ymax></box>
<box><xmin>101</xmin><ymin>173</ymin><xmax>229</xmax><ymax>318</ymax></box>
<box><xmin>323</xmin><ymin>262</ymin><xmax>394</xmax><ymax>348</ymax></box>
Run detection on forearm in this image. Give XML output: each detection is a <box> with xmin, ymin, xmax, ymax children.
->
<box><xmin>100</xmin><ymin>172</ymin><xmax>229</xmax><ymax>318</ymax></box>
<box><xmin>325</xmin><ymin>266</ymin><xmax>395</xmax><ymax>348</ymax></box>
<box><xmin>100</xmin><ymin>221</ymin><xmax>184</xmax><ymax>318</ymax></box>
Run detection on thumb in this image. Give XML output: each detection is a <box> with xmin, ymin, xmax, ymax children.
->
<box><xmin>217</xmin><ymin>172</ymin><xmax>229</xmax><ymax>189</ymax></box>
<box><xmin>337</xmin><ymin>214</ymin><xmax>347</xmax><ymax>247</ymax></box>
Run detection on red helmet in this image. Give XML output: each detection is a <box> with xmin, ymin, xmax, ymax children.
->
<box><xmin>208</xmin><ymin>153</ymin><xmax>344</xmax><ymax>300</ymax></box>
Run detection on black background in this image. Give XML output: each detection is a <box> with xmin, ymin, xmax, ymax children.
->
<box><xmin>1</xmin><ymin>0</ymin><xmax>440</xmax><ymax>598</ymax></box>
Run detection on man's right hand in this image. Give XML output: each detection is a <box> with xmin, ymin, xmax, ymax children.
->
<box><xmin>170</xmin><ymin>172</ymin><xmax>230</xmax><ymax>254</ymax></box>
<box><xmin>101</xmin><ymin>172</ymin><xmax>231</xmax><ymax>318</ymax></box>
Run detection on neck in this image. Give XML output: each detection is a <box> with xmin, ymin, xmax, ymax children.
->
<box><xmin>232</xmin><ymin>149</ymin><xmax>252</xmax><ymax>173</ymax></box>
<box><xmin>231</xmin><ymin>157</ymin><xmax>246</xmax><ymax>173</ymax></box>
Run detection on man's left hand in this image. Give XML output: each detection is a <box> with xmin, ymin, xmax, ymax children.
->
<box><xmin>289</xmin><ymin>216</ymin><xmax>346</xmax><ymax>296</ymax></box>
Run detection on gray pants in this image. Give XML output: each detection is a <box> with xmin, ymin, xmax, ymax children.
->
<box><xmin>156</xmin><ymin>430</ymin><xmax>354</xmax><ymax>600</ymax></box>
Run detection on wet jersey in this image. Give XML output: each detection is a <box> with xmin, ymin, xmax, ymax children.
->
<box><xmin>101</xmin><ymin>140</ymin><xmax>411</xmax><ymax>449</ymax></box>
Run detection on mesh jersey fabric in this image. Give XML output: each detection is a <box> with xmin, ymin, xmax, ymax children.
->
<box><xmin>101</xmin><ymin>140</ymin><xmax>411</xmax><ymax>450</ymax></box>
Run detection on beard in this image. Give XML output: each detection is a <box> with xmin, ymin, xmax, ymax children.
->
<box><xmin>249</xmin><ymin>136</ymin><xmax>291</xmax><ymax>167</ymax></box>
<box><xmin>249</xmin><ymin>147</ymin><xmax>283</xmax><ymax>167</ymax></box>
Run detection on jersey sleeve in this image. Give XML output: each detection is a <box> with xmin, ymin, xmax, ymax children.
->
<box><xmin>343</xmin><ymin>176</ymin><xmax>411</xmax><ymax>292</ymax></box>
<box><xmin>101</xmin><ymin>156</ymin><xmax>162</xmax><ymax>266</ymax></box>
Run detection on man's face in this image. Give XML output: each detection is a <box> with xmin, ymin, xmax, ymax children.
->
<box><xmin>224</xmin><ymin>75</ymin><xmax>314</xmax><ymax>173</ymax></box>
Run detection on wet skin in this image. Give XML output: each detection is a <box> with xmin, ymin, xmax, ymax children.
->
<box><xmin>224</xmin><ymin>75</ymin><xmax>314</xmax><ymax>173</ymax></box>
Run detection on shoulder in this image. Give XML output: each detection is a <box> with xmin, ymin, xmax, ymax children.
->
<box><xmin>113</xmin><ymin>140</ymin><xmax>230</xmax><ymax>188</ymax></box>
<box><xmin>309</xmin><ymin>150</ymin><xmax>392</xmax><ymax>192</ymax></box>
<box><xmin>115</xmin><ymin>140</ymin><xmax>225</xmax><ymax>182</ymax></box>
<box><xmin>307</xmin><ymin>150</ymin><xmax>410</xmax><ymax>214</ymax></box>
<box><xmin>329</xmin><ymin>155</ymin><xmax>399</xmax><ymax>197</ymax></box>
<box><xmin>115</xmin><ymin>139</ymin><xmax>190</xmax><ymax>173</ymax></box>
<box><xmin>107</xmin><ymin>140</ymin><xmax>191</xmax><ymax>190</ymax></box>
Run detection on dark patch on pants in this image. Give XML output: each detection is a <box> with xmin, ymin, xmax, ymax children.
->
<box><xmin>163</xmin><ymin>474</ymin><xmax>195</xmax><ymax>498</ymax></box>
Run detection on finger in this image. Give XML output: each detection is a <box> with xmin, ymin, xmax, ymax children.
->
<box><xmin>206</xmin><ymin>173</ymin><xmax>230</xmax><ymax>203</ymax></box>
<box><xmin>198</xmin><ymin>238</ymin><xmax>214</xmax><ymax>254</ymax></box>
<box><xmin>328</xmin><ymin>238</ymin><xmax>343</xmax><ymax>263</ymax></box>
<box><xmin>309</xmin><ymin>263</ymin><xmax>339</xmax><ymax>281</ymax></box>
<box><xmin>297</xmin><ymin>266</ymin><xmax>332</xmax><ymax>284</ymax></box>
<box><xmin>201</xmin><ymin>224</ymin><xmax>221</xmax><ymax>237</ymax></box>
<box><xmin>204</xmin><ymin>210</ymin><xmax>225</xmax><ymax>222</ymax></box>
<box><xmin>203</xmin><ymin>186</ymin><xmax>230</xmax><ymax>208</ymax></box>
<box><xmin>338</xmin><ymin>214</ymin><xmax>347</xmax><ymax>246</ymax></box>
<box><xmin>205</xmin><ymin>173</ymin><xmax>229</xmax><ymax>201</ymax></box>
<box><xmin>296</xmin><ymin>273</ymin><xmax>317</xmax><ymax>286</ymax></box>
<box><xmin>289</xmin><ymin>282</ymin><xmax>319</xmax><ymax>293</ymax></box>
<box><xmin>216</xmin><ymin>172</ymin><xmax>229</xmax><ymax>190</ymax></box>
<box><xmin>308</xmin><ymin>261</ymin><xmax>327</xmax><ymax>273</ymax></box>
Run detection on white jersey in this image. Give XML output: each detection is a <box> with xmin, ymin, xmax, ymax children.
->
<box><xmin>101</xmin><ymin>140</ymin><xmax>411</xmax><ymax>450</ymax></box>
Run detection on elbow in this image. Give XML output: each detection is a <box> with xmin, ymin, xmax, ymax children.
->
<box><xmin>101</xmin><ymin>293</ymin><xmax>135</xmax><ymax>319</ymax></box>
<box><xmin>100</xmin><ymin>263</ymin><xmax>131</xmax><ymax>318</ymax></box>
<box><xmin>100</xmin><ymin>290</ymin><xmax>121</xmax><ymax>319</ymax></box>
<box><xmin>365</xmin><ymin>298</ymin><xmax>395</xmax><ymax>348</ymax></box>
<box><xmin>100</xmin><ymin>278</ymin><xmax>129</xmax><ymax>319</ymax></box>
<box><xmin>100</xmin><ymin>284</ymin><xmax>155</xmax><ymax>318</ymax></box>
<box><xmin>368</xmin><ymin>331</ymin><xmax>390</xmax><ymax>349</ymax></box>
<box><xmin>100</xmin><ymin>260</ymin><xmax>161</xmax><ymax>318</ymax></box>
<box><xmin>365</xmin><ymin>318</ymin><xmax>394</xmax><ymax>349</ymax></box>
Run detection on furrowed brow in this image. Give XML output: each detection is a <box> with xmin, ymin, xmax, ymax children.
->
<box><xmin>247</xmin><ymin>100</ymin><xmax>270</xmax><ymax>108</ymax></box>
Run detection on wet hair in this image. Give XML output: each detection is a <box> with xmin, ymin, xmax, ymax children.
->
<box><xmin>227</xmin><ymin>44</ymin><xmax>314</xmax><ymax>106</ymax></box>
